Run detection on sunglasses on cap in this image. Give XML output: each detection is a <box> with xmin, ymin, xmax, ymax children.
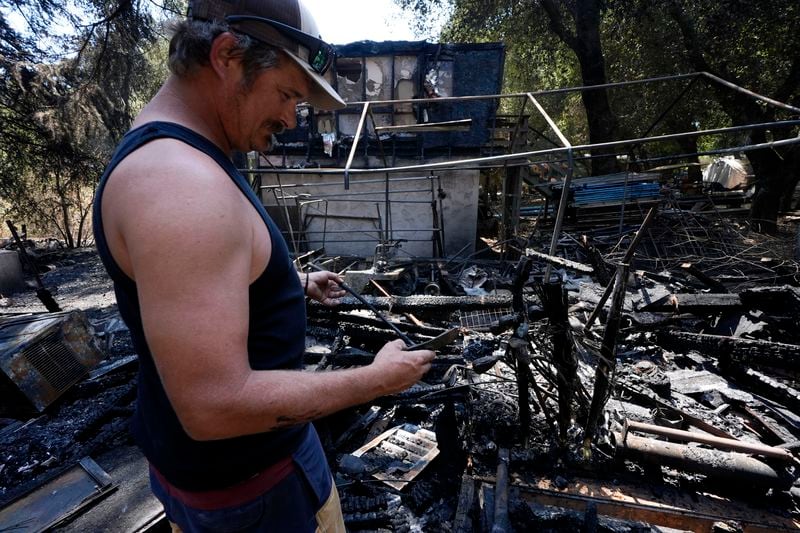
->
<box><xmin>225</xmin><ymin>14</ymin><xmax>335</xmax><ymax>76</ymax></box>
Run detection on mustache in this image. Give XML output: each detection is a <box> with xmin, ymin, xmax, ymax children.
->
<box><xmin>269</xmin><ymin>121</ymin><xmax>285</xmax><ymax>135</ymax></box>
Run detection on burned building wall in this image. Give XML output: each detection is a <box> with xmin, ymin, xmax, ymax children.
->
<box><xmin>274</xmin><ymin>40</ymin><xmax>505</xmax><ymax>160</ymax></box>
<box><xmin>259</xmin><ymin>161</ymin><xmax>479</xmax><ymax>259</ymax></box>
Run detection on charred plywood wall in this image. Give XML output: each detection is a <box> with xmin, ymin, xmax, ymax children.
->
<box><xmin>262</xmin><ymin>41</ymin><xmax>502</xmax><ymax>258</ymax></box>
<box><xmin>275</xmin><ymin>41</ymin><xmax>505</xmax><ymax>158</ymax></box>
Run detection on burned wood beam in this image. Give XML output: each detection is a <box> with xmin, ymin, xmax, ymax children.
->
<box><xmin>679</xmin><ymin>263</ymin><xmax>729</xmax><ymax>293</ymax></box>
<box><xmin>510</xmin><ymin>258</ymin><xmax>533</xmax><ymax>440</ymax></box>
<box><xmin>580</xmin><ymin>237</ymin><xmax>612</xmax><ymax>285</ymax></box>
<box><xmin>453</xmin><ymin>474</ymin><xmax>476</xmax><ymax>533</ymax></box>
<box><xmin>585</xmin><ymin>264</ymin><xmax>630</xmax><ymax>448</ymax></box>
<box><xmin>540</xmin><ymin>282</ymin><xmax>577</xmax><ymax>445</ymax></box>
<box><xmin>312</xmin><ymin>294</ymin><xmax>538</xmax><ymax>312</ymax></box>
<box><xmin>584</xmin><ymin>208</ymin><xmax>656</xmax><ymax>330</ymax></box>
<box><xmin>615</xmin><ymin>432</ymin><xmax>793</xmax><ymax>490</ymax></box>
<box><xmin>6</xmin><ymin>221</ymin><xmax>60</xmax><ymax>313</ymax></box>
<box><xmin>640</xmin><ymin>293</ymin><xmax>742</xmax><ymax>313</ymax></box>
<box><xmin>524</xmin><ymin>248</ymin><xmax>594</xmax><ymax>274</ymax></box>
<box><xmin>724</xmin><ymin>363</ymin><xmax>800</xmax><ymax>413</ymax></box>
<box><xmin>308</xmin><ymin>311</ymin><xmax>447</xmax><ymax>338</ymax></box>
<box><xmin>740</xmin><ymin>285</ymin><xmax>800</xmax><ymax>315</ymax></box>
<box><xmin>657</xmin><ymin>331</ymin><xmax>800</xmax><ymax>372</ymax></box>
<box><xmin>625</xmin><ymin>420</ymin><xmax>795</xmax><ymax>462</ymax></box>
<box><xmin>514</xmin><ymin>476</ymin><xmax>800</xmax><ymax>532</ymax></box>
<box><xmin>509</xmin><ymin>336</ymin><xmax>531</xmax><ymax>439</ymax></box>
<box><xmin>492</xmin><ymin>448</ymin><xmax>511</xmax><ymax>533</ymax></box>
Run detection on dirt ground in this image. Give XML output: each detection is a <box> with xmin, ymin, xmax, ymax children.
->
<box><xmin>0</xmin><ymin>247</ymin><xmax>138</xmax><ymax>507</ymax></box>
<box><xmin>1</xmin><ymin>247</ymin><xmax>118</xmax><ymax>319</ymax></box>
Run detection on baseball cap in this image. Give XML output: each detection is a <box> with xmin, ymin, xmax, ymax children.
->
<box><xmin>188</xmin><ymin>0</ymin><xmax>346</xmax><ymax>110</ymax></box>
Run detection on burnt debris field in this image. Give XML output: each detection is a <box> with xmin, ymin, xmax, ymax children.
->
<box><xmin>2</xmin><ymin>207</ymin><xmax>800</xmax><ymax>532</ymax></box>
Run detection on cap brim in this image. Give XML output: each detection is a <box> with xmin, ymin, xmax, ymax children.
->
<box><xmin>283</xmin><ymin>49</ymin><xmax>346</xmax><ymax>111</ymax></box>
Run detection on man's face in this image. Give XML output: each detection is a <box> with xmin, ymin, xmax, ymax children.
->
<box><xmin>228</xmin><ymin>54</ymin><xmax>310</xmax><ymax>153</ymax></box>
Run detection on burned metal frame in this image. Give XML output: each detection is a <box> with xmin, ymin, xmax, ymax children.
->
<box><xmin>256</xmin><ymin>71</ymin><xmax>800</xmax><ymax>261</ymax></box>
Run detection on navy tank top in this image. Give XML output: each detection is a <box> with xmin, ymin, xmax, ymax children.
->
<box><xmin>92</xmin><ymin>122</ymin><xmax>313</xmax><ymax>491</ymax></box>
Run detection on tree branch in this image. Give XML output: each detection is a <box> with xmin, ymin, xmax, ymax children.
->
<box><xmin>540</xmin><ymin>0</ymin><xmax>578</xmax><ymax>51</ymax></box>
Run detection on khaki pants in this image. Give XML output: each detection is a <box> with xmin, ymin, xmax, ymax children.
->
<box><xmin>169</xmin><ymin>482</ymin><xmax>345</xmax><ymax>533</ymax></box>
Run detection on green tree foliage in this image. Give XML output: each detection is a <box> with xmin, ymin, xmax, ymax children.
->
<box><xmin>0</xmin><ymin>0</ymin><xmax>178</xmax><ymax>245</ymax></box>
<box><xmin>396</xmin><ymin>0</ymin><xmax>800</xmax><ymax>232</ymax></box>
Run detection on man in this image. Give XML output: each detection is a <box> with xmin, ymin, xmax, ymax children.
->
<box><xmin>91</xmin><ymin>1</ymin><xmax>435</xmax><ymax>531</ymax></box>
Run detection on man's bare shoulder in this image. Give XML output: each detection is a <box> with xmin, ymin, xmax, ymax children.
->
<box><xmin>105</xmin><ymin>138</ymin><xmax>247</xmax><ymax>227</ymax></box>
<box><xmin>101</xmin><ymin>137</ymin><xmax>252</xmax><ymax>276</ymax></box>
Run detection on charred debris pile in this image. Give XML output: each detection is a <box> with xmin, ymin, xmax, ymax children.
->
<box><xmin>302</xmin><ymin>206</ymin><xmax>800</xmax><ymax>532</ymax></box>
<box><xmin>1</xmin><ymin>207</ymin><xmax>800</xmax><ymax>531</ymax></box>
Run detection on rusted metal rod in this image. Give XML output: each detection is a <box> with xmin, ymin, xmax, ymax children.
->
<box><xmin>616</xmin><ymin>432</ymin><xmax>792</xmax><ymax>489</ymax></box>
<box><xmin>625</xmin><ymin>420</ymin><xmax>795</xmax><ymax>462</ymax></box>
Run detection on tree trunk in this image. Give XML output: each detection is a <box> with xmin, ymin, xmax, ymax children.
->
<box><xmin>54</xmin><ymin>167</ymin><xmax>75</xmax><ymax>248</ymax></box>
<box><xmin>748</xmin><ymin>143</ymin><xmax>784</xmax><ymax>234</ymax></box>
<box><xmin>574</xmin><ymin>0</ymin><xmax>619</xmax><ymax>176</ymax></box>
<box><xmin>540</xmin><ymin>0</ymin><xmax>620</xmax><ymax>176</ymax></box>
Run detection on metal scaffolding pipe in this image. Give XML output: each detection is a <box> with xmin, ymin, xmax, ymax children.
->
<box><xmin>526</xmin><ymin>93</ymin><xmax>574</xmax><ymax>282</ymax></box>
<box><xmin>616</xmin><ymin>432</ymin><xmax>792</xmax><ymax>489</ymax></box>
<box><xmin>339</xmin><ymin>73</ymin><xmax>704</xmax><ymax>106</ymax></box>
<box><xmin>260</xmin><ymin>175</ymin><xmax>438</xmax><ymax>188</ymax></box>
<box><xmin>701</xmin><ymin>71</ymin><xmax>800</xmax><ymax>114</ymax></box>
<box><xmin>344</xmin><ymin>102</ymin><xmax>371</xmax><ymax>189</ymax></box>
<box><xmin>327</xmin><ymin>72</ymin><xmax>799</xmax><ymax>116</ymax></box>
<box><xmin>258</xmin><ymin>121</ymin><xmax>800</xmax><ymax>176</ymax></box>
<box><xmin>626</xmin><ymin>420</ymin><xmax>795</xmax><ymax>462</ymax></box>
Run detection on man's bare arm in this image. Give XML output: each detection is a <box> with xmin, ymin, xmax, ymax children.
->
<box><xmin>105</xmin><ymin>147</ymin><xmax>432</xmax><ymax>441</ymax></box>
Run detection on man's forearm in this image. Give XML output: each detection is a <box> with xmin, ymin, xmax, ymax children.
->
<box><xmin>186</xmin><ymin>364</ymin><xmax>388</xmax><ymax>440</ymax></box>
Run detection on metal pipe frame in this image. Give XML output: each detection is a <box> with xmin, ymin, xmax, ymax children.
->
<box><xmin>263</xmin><ymin>72</ymin><xmax>799</xmax><ymax>178</ymax></box>
<box><xmin>255</xmin><ymin>71</ymin><xmax>800</xmax><ymax>261</ymax></box>
<box><xmin>625</xmin><ymin>420</ymin><xmax>795</xmax><ymax>462</ymax></box>
<box><xmin>316</xmin><ymin>71</ymin><xmax>800</xmax><ymax>115</ymax></box>
<box><xmin>344</xmin><ymin>102</ymin><xmax>371</xmax><ymax>189</ymax></box>
<box><xmin>252</xmin><ymin>72</ymin><xmax>800</xmax><ymax>183</ymax></box>
<box><xmin>258</xmin><ymin>121</ymin><xmax>800</xmax><ymax>176</ymax></box>
<box><xmin>526</xmin><ymin>92</ymin><xmax>573</xmax><ymax>281</ymax></box>
<box><xmin>260</xmin><ymin>175</ymin><xmax>439</xmax><ymax>188</ymax></box>
<box><xmin>297</xmin><ymin>188</ymin><xmax>431</xmax><ymax>199</ymax></box>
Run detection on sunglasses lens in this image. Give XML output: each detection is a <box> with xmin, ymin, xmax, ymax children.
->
<box><xmin>311</xmin><ymin>48</ymin><xmax>329</xmax><ymax>74</ymax></box>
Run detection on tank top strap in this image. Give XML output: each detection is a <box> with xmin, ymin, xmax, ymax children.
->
<box><xmin>93</xmin><ymin>121</ymin><xmax>272</xmax><ymax>282</ymax></box>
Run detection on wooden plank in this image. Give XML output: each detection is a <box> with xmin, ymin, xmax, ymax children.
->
<box><xmin>508</xmin><ymin>477</ymin><xmax>800</xmax><ymax>533</ymax></box>
<box><xmin>0</xmin><ymin>457</ymin><xmax>116</xmax><ymax>532</ymax></box>
<box><xmin>640</xmin><ymin>293</ymin><xmax>742</xmax><ymax>313</ymax></box>
<box><xmin>453</xmin><ymin>475</ymin><xmax>475</xmax><ymax>533</ymax></box>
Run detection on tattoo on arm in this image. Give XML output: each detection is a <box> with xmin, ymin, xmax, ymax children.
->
<box><xmin>274</xmin><ymin>409</ymin><xmax>324</xmax><ymax>429</ymax></box>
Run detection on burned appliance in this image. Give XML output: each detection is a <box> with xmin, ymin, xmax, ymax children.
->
<box><xmin>0</xmin><ymin>312</ymin><xmax>105</xmax><ymax>412</ymax></box>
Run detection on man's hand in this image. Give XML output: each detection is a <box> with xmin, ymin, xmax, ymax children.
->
<box><xmin>303</xmin><ymin>271</ymin><xmax>346</xmax><ymax>306</ymax></box>
<box><xmin>369</xmin><ymin>339</ymin><xmax>435</xmax><ymax>395</ymax></box>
